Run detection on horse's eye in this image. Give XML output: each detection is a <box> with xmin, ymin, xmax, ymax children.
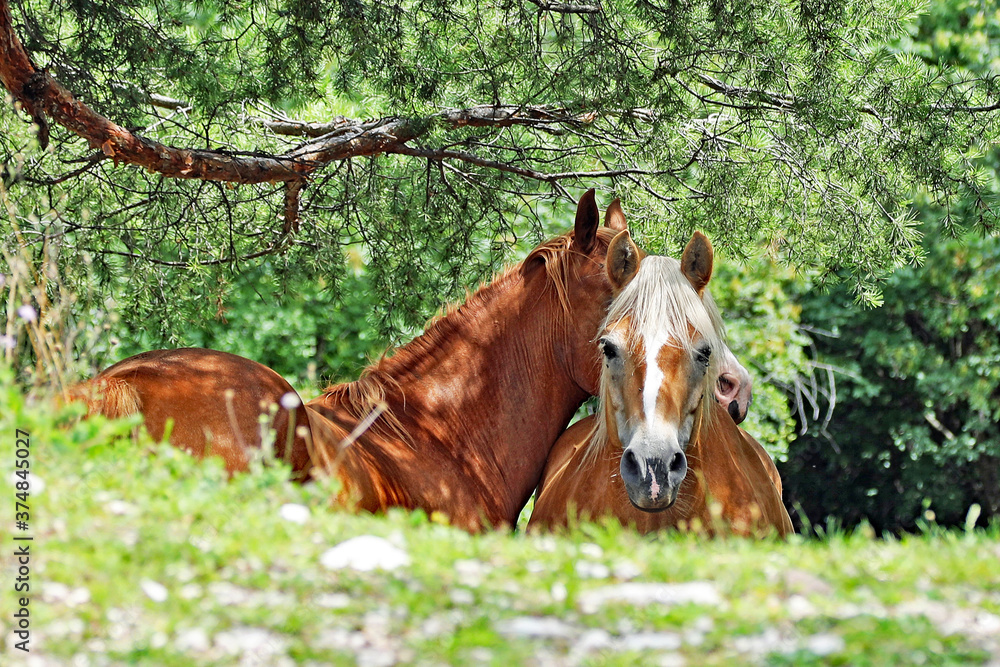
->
<box><xmin>600</xmin><ymin>338</ymin><xmax>619</xmax><ymax>361</ymax></box>
<box><xmin>695</xmin><ymin>344</ymin><xmax>711</xmax><ymax>366</ymax></box>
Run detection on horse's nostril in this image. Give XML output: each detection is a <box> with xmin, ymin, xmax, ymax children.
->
<box><xmin>621</xmin><ymin>448</ymin><xmax>641</xmax><ymax>481</ymax></box>
<box><xmin>668</xmin><ymin>450</ymin><xmax>686</xmax><ymax>474</ymax></box>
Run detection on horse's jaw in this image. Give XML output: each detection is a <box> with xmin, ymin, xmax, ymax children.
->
<box><xmin>626</xmin><ymin>487</ymin><xmax>680</xmax><ymax>513</ymax></box>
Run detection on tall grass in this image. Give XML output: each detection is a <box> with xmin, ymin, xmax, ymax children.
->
<box><xmin>1</xmin><ymin>182</ymin><xmax>115</xmax><ymax>395</ymax></box>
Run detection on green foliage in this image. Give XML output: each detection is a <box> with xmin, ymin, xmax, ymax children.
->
<box><xmin>108</xmin><ymin>261</ymin><xmax>389</xmax><ymax>391</ymax></box>
<box><xmin>3</xmin><ymin>0</ymin><xmax>999</xmax><ymax>340</ymax></box>
<box><xmin>901</xmin><ymin>0</ymin><xmax>1000</xmax><ymax>76</ymax></box>
<box><xmin>711</xmin><ymin>257</ymin><xmax>814</xmax><ymax>460</ymax></box>
<box><xmin>776</xmin><ymin>0</ymin><xmax>1000</xmax><ymax>534</ymax></box>
<box><xmin>782</xmin><ymin>226</ymin><xmax>1000</xmax><ymax>532</ymax></box>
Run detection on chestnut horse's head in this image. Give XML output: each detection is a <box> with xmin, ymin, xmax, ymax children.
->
<box><xmin>522</xmin><ymin>189</ymin><xmax>632</xmax><ymax>398</ymax></box>
<box><xmin>590</xmin><ymin>230</ymin><xmax>726</xmax><ymax>512</ymax></box>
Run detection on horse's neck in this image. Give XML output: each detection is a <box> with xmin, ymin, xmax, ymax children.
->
<box><xmin>323</xmin><ymin>270</ymin><xmax>590</xmax><ymax>526</ymax></box>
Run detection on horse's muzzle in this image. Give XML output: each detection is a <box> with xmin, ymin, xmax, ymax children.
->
<box><xmin>620</xmin><ymin>443</ymin><xmax>687</xmax><ymax>512</ymax></box>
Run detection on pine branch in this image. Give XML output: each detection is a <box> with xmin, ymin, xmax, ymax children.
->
<box><xmin>386</xmin><ymin>144</ymin><xmax>679</xmax><ymax>185</ymax></box>
<box><xmin>525</xmin><ymin>0</ymin><xmax>602</xmax><ymax>15</ymax></box>
<box><xmin>694</xmin><ymin>72</ymin><xmax>1000</xmax><ymax>118</ymax></box>
<box><xmin>147</xmin><ymin>93</ymin><xmax>189</xmax><ymax>111</ymax></box>
<box><xmin>0</xmin><ymin>0</ymin><xmax>632</xmax><ymax>218</ymax></box>
<box><xmin>250</xmin><ymin>105</ymin><xmax>593</xmax><ymax>138</ymax></box>
<box><xmin>695</xmin><ymin>74</ymin><xmax>797</xmax><ymax>110</ymax></box>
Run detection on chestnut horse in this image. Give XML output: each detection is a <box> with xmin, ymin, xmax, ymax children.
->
<box><xmin>70</xmin><ymin>348</ymin><xmax>314</xmax><ymax>478</ymax></box>
<box><xmin>528</xmin><ymin>231</ymin><xmax>793</xmax><ymax>537</ymax></box>
<box><xmin>73</xmin><ymin>192</ymin><xmax>624</xmax><ymax>529</ymax></box>
<box><xmin>73</xmin><ymin>193</ymin><xmax>754</xmax><ymax>532</ymax></box>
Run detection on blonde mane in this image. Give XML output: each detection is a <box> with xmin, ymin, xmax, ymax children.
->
<box><xmin>585</xmin><ymin>255</ymin><xmax>726</xmax><ymax>462</ymax></box>
<box><xmin>320</xmin><ymin>227</ymin><xmax>618</xmax><ymax>439</ymax></box>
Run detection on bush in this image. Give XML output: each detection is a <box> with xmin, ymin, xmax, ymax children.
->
<box><xmin>782</xmin><ymin>227</ymin><xmax>1000</xmax><ymax>532</ymax></box>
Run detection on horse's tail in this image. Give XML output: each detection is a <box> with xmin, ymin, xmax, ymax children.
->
<box><xmin>66</xmin><ymin>377</ymin><xmax>143</xmax><ymax>420</ymax></box>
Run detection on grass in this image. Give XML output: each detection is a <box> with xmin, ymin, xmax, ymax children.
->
<box><xmin>1</xmin><ymin>373</ymin><xmax>999</xmax><ymax>666</ymax></box>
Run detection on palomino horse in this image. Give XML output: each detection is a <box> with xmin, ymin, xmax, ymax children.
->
<box><xmin>528</xmin><ymin>231</ymin><xmax>793</xmax><ymax>537</ymax></box>
<box><xmin>73</xmin><ymin>192</ymin><xmax>754</xmax><ymax>531</ymax></box>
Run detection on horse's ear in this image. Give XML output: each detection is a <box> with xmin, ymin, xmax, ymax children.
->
<box><xmin>681</xmin><ymin>231</ymin><xmax>713</xmax><ymax>295</ymax></box>
<box><xmin>607</xmin><ymin>230</ymin><xmax>642</xmax><ymax>291</ymax></box>
<box><xmin>605</xmin><ymin>198</ymin><xmax>627</xmax><ymax>231</ymax></box>
<box><xmin>572</xmin><ymin>189</ymin><xmax>599</xmax><ymax>253</ymax></box>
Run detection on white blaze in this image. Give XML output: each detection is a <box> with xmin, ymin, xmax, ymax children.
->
<box><xmin>643</xmin><ymin>332</ymin><xmax>667</xmax><ymax>425</ymax></box>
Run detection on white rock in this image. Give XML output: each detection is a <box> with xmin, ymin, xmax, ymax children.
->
<box><xmin>106</xmin><ymin>500</ymin><xmax>137</xmax><ymax>516</ymax></box>
<box><xmin>496</xmin><ymin>616</ymin><xmax>576</xmax><ymax>638</ymax></box>
<box><xmin>454</xmin><ymin>558</ymin><xmax>488</xmax><ymax>586</ymax></box>
<box><xmin>315</xmin><ymin>592</ymin><xmax>351</xmax><ymax>609</ymax></box>
<box><xmin>214</xmin><ymin>627</ymin><xmax>288</xmax><ymax>656</ymax></box>
<box><xmin>618</xmin><ymin>632</ymin><xmax>683</xmax><ymax>651</ymax></box>
<box><xmin>731</xmin><ymin>628</ymin><xmax>796</xmax><ymax>657</ymax></box>
<box><xmin>533</xmin><ymin>536</ymin><xmax>557</xmax><ymax>552</ymax></box>
<box><xmin>179</xmin><ymin>583</ymin><xmax>203</xmax><ymax>600</ymax></box>
<box><xmin>65</xmin><ymin>587</ymin><xmax>91</xmax><ymax>607</ymax></box>
<box><xmin>279</xmin><ymin>503</ymin><xmax>311</xmax><ymax>524</ymax></box>
<box><xmin>804</xmin><ymin>633</ymin><xmax>845</xmax><ymax>656</ymax></box>
<box><xmin>786</xmin><ymin>594</ymin><xmax>817</xmax><ymax>620</ymax></box>
<box><xmin>419</xmin><ymin>615</ymin><xmax>456</xmax><ymax>637</ymax></box>
<box><xmin>657</xmin><ymin>654</ymin><xmax>687</xmax><ymax>667</ymax></box>
<box><xmin>320</xmin><ymin>535</ymin><xmax>410</xmax><ymax>572</ymax></box>
<box><xmin>578</xmin><ymin>582</ymin><xmax>722</xmax><ymax>614</ymax></box>
<box><xmin>40</xmin><ymin>582</ymin><xmax>70</xmax><ymax>604</ymax></box>
<box><xmin>208</xmin><ymin>582</ymin><xmax>253</xmax><ymax>606</ymax></box>
<box><xmin>575</xmin><ymin>628</ymin><xmax>613</xmax><ymax>651</ymax></box>
<box><xmin>175</xmin><ymin>627</ymin><xmax>210</xmax><ymax>653</ymax></box>
<box><xmin>612</xmin><ymin>560</ymin><xmax>642</xmax><ymax>580</ymax></box>
<box><xmin>45</xmin><ymin>617</ymin><xmax>84</xmax><ymax>638</ymax></box>
<box><xmin>10</xmin><ymin>471</ymin><xmax>45</xmax><ymax>495</ymax></box>
<box><xmin>357</xmin><ymin>648</ymin><xmax>397</xmax><ymax>667</ymax></box>
<box><xmin>140</xmin><ymin>580</ymin><xmax>168</xmax><ymax>603</ymax></box>
<box><xmin>450</xmin><ymin>588</ymin><xmax>475</xmax><ymax>605</ymax></box>
<box><xmin>575</xmin><ymin>561</ymin><xmax>611</xmax><ymax>579</ymax></box>
<box><xmin>526</xmin><ymin>560</ymin><xmax>546</xmax><ymax>574</ymax></box>
<box><xmin>684</xmin><ymin>615</ymin><xmax>714</xmax><ymax>647</ymax></box>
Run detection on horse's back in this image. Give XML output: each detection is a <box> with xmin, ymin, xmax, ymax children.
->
<box><xmin>74</xmin><ymin>348</ymin><xmax>312</xmax><ymax>476</ymax></box>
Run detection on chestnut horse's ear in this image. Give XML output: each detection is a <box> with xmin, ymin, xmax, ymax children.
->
<box><xmin>681</xmin><ymin>231</ymin><xmax>713</xmax><ymax>295</ymax></box>
<box><xmin>572</xmin><ymin>189</ymin><xmax>599</xmax><ymax>253</ymax></box>
<box><xmin>607</xmin><ymin>230</ymin><xmax>642</xmax><ymax>291</ymax></box>
<box><xmin>604</xmin><ymin>198</ymin><xmax>627</xmax><ymax>231</ymax></box>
